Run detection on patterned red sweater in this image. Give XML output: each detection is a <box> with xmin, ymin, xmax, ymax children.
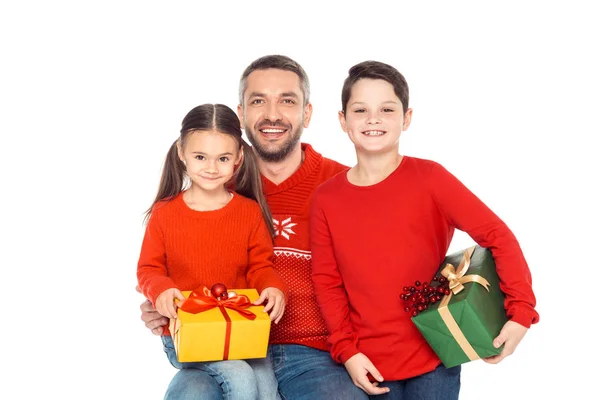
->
<box><xmin>310</xmin><ymin>156</ymin><xmax>539</xmax><ymax>380</ymax></box>
<box><xmin>137</xmin><ymin>192</ymin><xmax>288</xmax><ymax>335</ymax></box>
<box><xmin>264</xmin><ymin>143</ymin><xmax>348</xmax><ymax>350</ymax></box>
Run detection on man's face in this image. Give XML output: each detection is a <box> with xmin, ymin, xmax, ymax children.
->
<box><xmin>238</xmin><ymin>68</ymin><xmax>312</xmax><ymax>162</ymax></box>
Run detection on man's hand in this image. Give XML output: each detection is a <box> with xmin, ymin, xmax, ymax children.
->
<box><xmin>483</xmin><ymin>320</ymin><xmax>529</xmax><ymax>364</ymax></box>
<box><xmin>344</xmin><ymin>353</ymin><xmax>389</xmax><ymax>396</ymax></box>
<box><xmin>137</xmin><ymin>285</ymin><xmax>169</xmax><ymax>336</ymax></box>
<box><xmin>253</xmin><ymin>287</ymin><xmax>286</xmax><ymax>324</ymax></box>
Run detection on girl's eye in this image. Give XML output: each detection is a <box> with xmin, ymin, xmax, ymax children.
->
<box><xmin>195</xmin><ymin>155</ymin><xmax>205</xmax><ymax>160</ymax></box>
<box><xmin>219</xmin><ymin>157</ymin><xmax>230</xmax><ymax>162</ymax></box>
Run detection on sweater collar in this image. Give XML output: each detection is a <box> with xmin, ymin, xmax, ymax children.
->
<box><xmin>261</xmin><ymin>143</ymin><xmax>322</xmax><ymax>195</ymax></box>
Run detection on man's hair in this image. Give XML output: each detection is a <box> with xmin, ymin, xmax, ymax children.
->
<box><xmin>239</xmin><ymin>55</ymin><xmax>310</xmax><ymax>106</ymax></box>
<box><xmin>341</xmin><ymin>61</ymin><xmax>409</xmax><ymax>114</ymax></box>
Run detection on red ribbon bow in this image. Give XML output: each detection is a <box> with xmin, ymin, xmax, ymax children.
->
<box><xmin>179</xmin><ymin>286</ymin><xmax>256</xmax><ymax>320</ymax></box>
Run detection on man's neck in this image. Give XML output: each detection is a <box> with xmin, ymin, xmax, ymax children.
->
<box><xmin>256</xmin><ymin>144</ymin><xmax>304</xmax><ymax>185</ymax></box>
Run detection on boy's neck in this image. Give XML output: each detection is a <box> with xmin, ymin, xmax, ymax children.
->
<box><xmin>350</xmin><ymin>150</ymin><xmax>403</xmax><ymax>186</ymax></box>
<box><xmin>255</xmin><ymin>143</ymin><xmax>304</xmax><ymax>185</ymax></box>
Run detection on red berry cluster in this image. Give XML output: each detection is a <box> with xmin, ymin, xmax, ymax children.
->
<box><xmin>400</xmin><ymin>276</ymin><xmax>451</xmax><ymax>317</ymax></box>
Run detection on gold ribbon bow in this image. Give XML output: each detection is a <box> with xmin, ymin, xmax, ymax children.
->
<box><xmin>437</xmin><ymin>246</ymin><xmax>491</xmax><ymax>362</ymax></box>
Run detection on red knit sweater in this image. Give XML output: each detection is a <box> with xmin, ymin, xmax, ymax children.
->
<box><xmin>310</xmin><ymin>156</ymin><xmax>539</xmax><ymax>380</ymax></box>
<box><xmin>137</xmin><ymin>192</ymin><xmax>288</xmax><ymax>335</ymax></box>
<box><xmin>263</xmin><ymin>143</ymin><xmax>348</xmax><ymax>350</ymax></box>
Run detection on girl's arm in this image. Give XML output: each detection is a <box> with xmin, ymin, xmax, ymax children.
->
<box><xmin>137</xmin><ymin>211</ymin><xmax>178</xmax><ymax>306</ymax></box>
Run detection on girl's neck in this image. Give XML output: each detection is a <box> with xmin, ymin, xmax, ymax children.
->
<box><xmin>348</xmin><ymin>150</ymin><xmax>403</xmax><ymax>186</ymax></box>
<box><xmin>183</xmin><ymin>186</ymin><xmax>233</xmax><ymax>211</ymax></box>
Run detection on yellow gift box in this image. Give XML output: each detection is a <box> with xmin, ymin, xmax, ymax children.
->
<box><xmin>169</xmin><ymin>288</ymin><xmax>271</xmax><ymax>363</ymax></box>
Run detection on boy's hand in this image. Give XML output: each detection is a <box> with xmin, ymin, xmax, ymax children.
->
<box><xmin>156</xmin><ymin>288</ymin><xmax>186</xmax><ymax>319</ymax></box>
<box><xmin>483</xmin><ymin>320</ymin><xmax>528</xmax><ymax>364</ymax></box>
<box><xmin>344</xmin><ymin>353</ymin><xmax>389</xmax><ymax>395</ymax></box>
<box><xmin>253</xmin><ymin>287</ymin><xmax>286</xmax><ymax>324</ymax></box>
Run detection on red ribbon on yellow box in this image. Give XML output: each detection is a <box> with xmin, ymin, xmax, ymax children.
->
<box><xmin>179</xmin><ymin>286</ymin><xmax>256</xmax><ymax>360</ymax></box>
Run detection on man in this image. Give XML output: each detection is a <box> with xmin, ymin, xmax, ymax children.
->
<box><xmin>140</xmin><ymin>55</ymin><xmax>368</xmax><ymax>399</ymax></box>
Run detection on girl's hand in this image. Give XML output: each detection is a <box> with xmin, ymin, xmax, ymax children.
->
<box><xmin>156</xmin><ymin>288</ymin><xmax>186</xmax><ymax>319</ymax></box>
<box><xmin>344</xmin><ymin>353</ymin><xmax>389</xmax><ymax>395</ymax></box>
<box><xmin>253</xmin><ymin>287</ymin><xmax>286</xmax><ymax>324</ymax></box>
<box><xmin>483</xmin><ymin>320</ymin><xmax>528</xmax><ymax>364</ymax></box>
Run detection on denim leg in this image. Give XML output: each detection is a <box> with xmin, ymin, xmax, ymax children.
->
<box><xmin>403</xmin><ymin>364</ymin><xmax>461</xmax><ymax>400</ymax></box>
<box><xmin>268</xmin><ymin>344</ymin><xmax>368</xmax><ymax>400</ymax></box>
<box><xmin>246</xmin><ymin>357</ymin><xmax>282</xmax><ymax>400</ymax></box>
<box><xmin>161</xmin><ymin>335</ymin><xmax>259</xmax><ymax>400</ymax></box>
<box><xmin>165</xmin><ymin>369</ymin><xmax>223</xmax><ymax>400</ymax></box>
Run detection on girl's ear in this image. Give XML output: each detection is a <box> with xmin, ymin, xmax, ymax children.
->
<box><xmin>176</xmin><ymin>140</ymin><xmax>185</xmax><ymax>163</ymax></box>
<box><xmin>235</xmin><ymin>149</ymin><xmax>244</xmax><ymax>166</ymax></box>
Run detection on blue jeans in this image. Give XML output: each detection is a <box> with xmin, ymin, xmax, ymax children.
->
<box><xmin>162</xmin><ymin>335</ymin><xmax>281</xmax><ymax>400</ymax></box>
<box><xmin>370</xmin><ymin>364</ymin><xmax>461</xmax><ymax>400</ymax></box>
<box><xmin>268</xmin><ymin>344</ymin><xmax>368</xmax><ymax>400</ymax></box>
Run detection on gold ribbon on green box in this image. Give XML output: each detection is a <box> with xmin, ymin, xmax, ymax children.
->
<box><xmin>437</xmin><ymin>246</ymin><xmax>491</xmax><ymax>361</ymax></box>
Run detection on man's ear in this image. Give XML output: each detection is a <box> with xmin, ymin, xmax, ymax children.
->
<box><xmin>237</xmin><ymin>104</ymin><xmax>245</xmax><ymax>129</ymax></box>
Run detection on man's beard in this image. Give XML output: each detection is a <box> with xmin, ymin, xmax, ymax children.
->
<box><xmin>245</xmin><ymin>125</ymin><xmax>303</xmax><ymax>163</ymax></box>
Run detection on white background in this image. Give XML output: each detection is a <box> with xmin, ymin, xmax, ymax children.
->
<box><xmin>1</xmin><ymin>1</ymin><xmax>598</xmax><ymax>399</ymax></box>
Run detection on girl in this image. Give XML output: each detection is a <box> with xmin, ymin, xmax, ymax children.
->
<box><xmin>137</xmin><ymin>103</ymin><xmax>287</xmax><ymax>400</ymax></box>
<box><xmin>310</xmin><ymin>62</ymin><xmax>539</xmax><ymax>399</ymax></box>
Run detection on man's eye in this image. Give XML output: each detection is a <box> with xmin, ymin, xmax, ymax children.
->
<box><xmin>282</xmin><ymin>99</ymin><xmax>296</xmax><ymax>104</ymax></box>
<box><xmin>251</xmin><ymin>99</ymin><xmax>264</xmax><ymax>105</ymax></box>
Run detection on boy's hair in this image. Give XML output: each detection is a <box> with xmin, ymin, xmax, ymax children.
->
<box><xmin>239</xmin><ymin>54</ymin><xmax>310</xmax><ymax>106</ymax></box>
<box><xmin>145</xmin><ymin>103</ymin><xmax>275</xmax><ymax>237</ymax></box>
<box><xmin>341</xmin><ymin>61</ymin><xmax>409</xmax><ymax>114</ymax></box>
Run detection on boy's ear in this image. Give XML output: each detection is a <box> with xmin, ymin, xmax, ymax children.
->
<box><xmin>338</xmin><ymin>110</ymin><xmax>348</xmax><ymax>133</ymax></box>
<box><xmin>403</xmin><ymin>108</ymin><xmax>413</xmax><ymax>130</ymax></box>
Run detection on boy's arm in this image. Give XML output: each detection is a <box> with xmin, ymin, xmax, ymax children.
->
<box><xmin>310</xmin><ymin>193</ymin><xmax>360</xmax><ymax>364</ymax></box>
<box><xmin>430</xmin><ymin>162</ymin><xmax>539</xmax><ymax>327</ymax></box>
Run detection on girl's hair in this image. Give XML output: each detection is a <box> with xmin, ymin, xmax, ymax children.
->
<box><xmin>144</xmin><ymin>103</ymin><xmax>275</xmax><ymax>237</ymax></box>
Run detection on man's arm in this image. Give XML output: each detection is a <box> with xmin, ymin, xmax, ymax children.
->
<box><xmin>137</xmin><ymin>286</ymin><xmax>169</xmax><ymax>335</ymax></box>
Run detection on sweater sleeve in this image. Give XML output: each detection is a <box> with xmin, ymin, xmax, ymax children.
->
<box><xmin>310</xmin><ymin>191</ymin><xmax>360</xmax><ymax>363</ymax></box>
<box><xmin>136</xmin><ymin>210</ymin><xmax>178</xmax><ymax>306</ymax></box>
<box><xmin>430</xmin><ymin>162</ymin><xmax>539</xmax><ymax>327</ymax></box>
<box><xmin>245</xmin><ymin>211</ymin><xmax>289</xmax><ymax>298</ymax></box>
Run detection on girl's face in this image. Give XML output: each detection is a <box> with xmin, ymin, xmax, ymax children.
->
<box><xmin>178</xmin><ymin>130</ymin><xmax>242</xmax><ymax>193</ymax></box>
<box><xmin>339</xmin><ymin>78</ymin><xmax>412</xmax><ymax>155</ymax></box>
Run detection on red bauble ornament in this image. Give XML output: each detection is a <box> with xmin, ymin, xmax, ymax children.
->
<box><xmin>210</xmin><ymin>283</ymin><xmax>229</xmax><ymax>300</ymax></box>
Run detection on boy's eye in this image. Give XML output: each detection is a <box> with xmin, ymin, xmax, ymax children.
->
<box><xmin>353</xmin><ymin>109</ymin><xmax>366</xmax><ymax>113</ymax></box>
<box><xmin>383</xmin><ymin>108</ymin><xmax>395</xmax><ymax>112</ymax></box>
<box><xmin>219</xmin><ymin>157</ymin><xmax>230</xmax><ymax>162</ymax></box>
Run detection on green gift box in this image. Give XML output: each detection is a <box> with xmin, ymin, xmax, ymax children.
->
<box><xmin>411</xmin><ymin>245</ymin><xmax>508</xmax><ymax>368</ymax></box>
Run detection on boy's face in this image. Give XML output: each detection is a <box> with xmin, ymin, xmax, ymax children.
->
<box><xmin>339</xmin><ymin>78</ymin><xmax>412</xmax><ymax>155</ymax></box>
<box><xmin>237</xmin><ymin>68</ymin><xmax>312</xmax><ymax>162</ymax></box>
